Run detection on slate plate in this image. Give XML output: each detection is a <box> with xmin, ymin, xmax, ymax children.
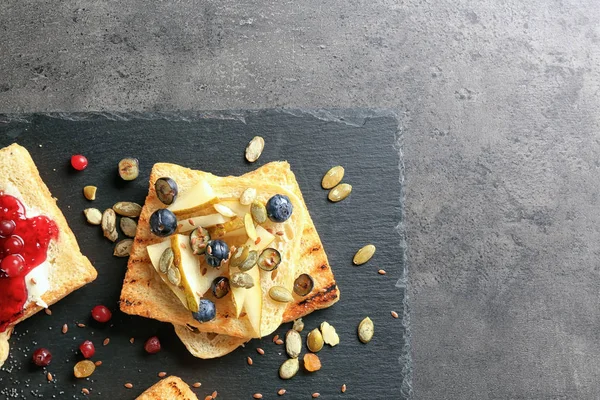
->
<box><xmin>0</xmin><ymin>109</ymin><xmax>410</xmax><ymax>399</ymax></box>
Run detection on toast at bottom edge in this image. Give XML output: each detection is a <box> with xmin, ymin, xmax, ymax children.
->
<box><xmin>136</xmin><ymin>376</ymin><xmax>198</xmax><ymax>400</ymax></box>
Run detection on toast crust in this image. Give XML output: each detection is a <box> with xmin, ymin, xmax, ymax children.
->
<box><xmin>136</xmin><ymin>376</ymin><xmax>198</xmax><ymax>400</ymax></box>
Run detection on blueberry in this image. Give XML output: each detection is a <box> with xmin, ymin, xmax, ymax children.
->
<box><xmin>211</xmin><ymin>277</ymin><xmax>230</xmax><ymax>299</ymax></box>
<box><xmin>149</xmin><ymin>209</ymin><xmax>178</xmax><ymax>237</ymax></box>
<box><xmin>205</xmin><ymin>240</ymin><xmax>229</xmax><ymax>267</ymax></box>
<box><xmin>155</xmin><ymin>177</ymin><xmax>178</xmax><ymax>205</ymax></box>
<box><xmin>266</xmin><ymin>194</ymin><xmax>293</xmax><ymax>223</ymax></box>
<box><xmin>192</xmin><ymin>299</ymin><xmax>216</xmax><ymax>322</ymax></box>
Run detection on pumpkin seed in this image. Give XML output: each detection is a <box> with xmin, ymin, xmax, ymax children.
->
<box><xmin>292</xmin><ymin>318</ymin><xmax>304</xmax><ymax>332</ymax></box>
<box><xmin>307</xmin><ymin>328</ymin><xmax>324</xmax><ymax>352</ymax></box>
<box><xmin>244</xmin><ymin>213</ymin><xmax>257</xmax><ymax>241</ymax></box>
<box><xmin>358</xmin><ymin>317</ymin><xmax>374</xmax><ymax>344</ymax></box>
<box><xmin>102</xmin><ymin>208</ymin><xmax>118</xmax><ymax>242</ymax></box>
<box><xmin>230</xmin><ymin>272</ymin><xmax>254</xmax><ymax>288</ymax></box>
<box><xmin>120</xmin><ymin>217</ymin><xmax>138</xmax><ymax>237</ymax></box>
<box><xmin>113</xmin><ymin>239</ymin><xmax>133</xmax><ymax>257</ymax></box>
<box><xmin>159</xmin><ymin>247</ymin><xmax>174</xmax><ymax>274</ymax></box>
<box><xmin>245</xmin><ymin>136</ymin><xmax>265</xmax><ymax>163</ymax></box>
<box><xmin>118</xmin><ymin>157</ymin><xmax>139</xmax><ymax>181</ymax></box>
<box><xmin>328</xmin><ymin>183</ymin><xmax>352</xmax><ymax>202</ymax></box>
<box><xmin>269</xmin><ymin>286</ymin><xmax>294</xmax><ymax>303</ymax></box>
<box><xmin>239</xmin><ymin>188</ymin><xmax>257</xmax><ymax>205</ymax></box>
<box><xmin>293</xmin><ymin>274</ymin><xmax>314</xmax><ymax>296</ymax></box>
<box><xmin>167</xmin><ymin>266</ymin><xmax>181</xmax><ymax>286</ymax></box>
<box><xmin>250</xmin><ymin>201</ymin><xmax>267</xmax><ymax>224</ymax></box>
<box><xmin>230</xmin><ymin>245</ymin><xmax>250</xmax><ymax>268</ymax></box>
<box><xmin>83</xmin><ymin>185</ymin><xmax>97</xmax><ymax>201</ymax></box>
<box><xmin>285</xmin><ymin>329</ymin><xmax>302</xmax><ymax>359</ymax></box>
<box><xmin>238</xmin><ymin>250</ymin><xmax>258</xmax><ymax>272</ymax></box>
<box><xmin>353</xmin><ymin>244</ymin><xmax>376</xmax><ymax>265</ymax></box>
<box><xmin>113</xmin><ymin>202</ymin><xmax>142</xmax><ymax>217</ymax></box>
<box><xmin>321</xmin><ymin>166</ymin><xmax>345</xmax><ymax>189</ymax></box>
<box><xmin>83</xmin><ymin>208</ymin><xmax>102</xmax><ymax>225</ymax></box>
<box><xmin>279</xmin><ymin>358</ymin><xmax>299</xmax><ymax>380</ymax></box>
<box><xmin>320</xmin><ymin>321</ymin><xmax>340</xmax><ymax>346</ymax></box>
<box><xmin>190</xmin><ymin>227</ymin><xmax>211</xmax><ymax>255</ymax></box>
<box><xmin>214</xmin><ymin>203</ymin><xmax>237</xmax><ymax>218</ymax></box>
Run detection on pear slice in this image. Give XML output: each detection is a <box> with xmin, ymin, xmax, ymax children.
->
<box><xmin>170</xmin><ymin>234</ymin><xmax>205</xmax><ymax>312</ymax></box>
<box><xmin>217</xmin><ymin>200</ymin><xmax>251</xmax><ymax>218</ymax></box>
<box><xmin>230</xmin><ymin>276</ymin><xmax>247</xmax><ymax>318</ymax></box>
<box><xmin>177</xmin><ymin>213</ymin><xmax>230</xmax><ymax>233</ymax></box>
<box><xmin>168</xmin><ymin>180</ymin><xmax>218</xmax><ymax>216</ymax></box>
<box><xmin>146</xmin><ymin>240</ymin><xmax>188</xmax><ymax>307</ymax></box>
<box><xmin>243</xmin><ymin>265</ymin><xmax>263</xmax><ymax>337</ymax></box>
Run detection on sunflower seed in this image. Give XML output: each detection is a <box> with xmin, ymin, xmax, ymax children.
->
<box><xmin>167</xmin><ymin>267</ymin><xmax>181</xmax><ymax>286</ymax></box>
<box><xmin>244</xmin><ymin>213</ymin><xmax>257</xmax><ymax>241</ymax></box>
<box><xmin>250</xmin><ymin>201</ymin><xmax>267</xmax><ymax>224</ymax></box>
<box><xmin>83</xmin><ymin>186</ymin><xmax>97</xmax><ymax>201</ymax></box>
<box><xmin>279</xmin><ymin>358</ymin><xmax>299</xmax><ymax>380</ymax></box>
<box><xmin>119</xmin><ymin>217</ymin><xmax>137</xmax><ymax>237</ymax></box>
<box><xmin>269</xmin><ymin>286</ymin><xmax>294</xmax><ymax>303</ymax></box>
<box><xmin>84</xmin><ymin>208</ymin><xmax>102</xmax><ymax>225</ymax></box>
<box><xmin>328</xmin><ymin>183</ymin><xmax>352</xmax><ymax>202</ymax></box>
<box><xmin>214</xmin><ymin>203</ymin><xmax>237</xmax><ymax>217</ymax></box>
<box><xmin>118</xmin><ymin>158</ymin><xmax>139</xmax><ymax>181</ymax></box>
<box><xmin>321</xmin><ymin>166</ymin><xmax>345</xmax><ymax>189</ymax></box>
<box><xmin>292</xmin><ymin>318</ymin><xmax>304</xmax><ymax>332</ymax></box>
<box><xmin>353</xmin><ymin>244</ymin><xmax>376</xmax><ymax>265</ymax></box>
<box><xmin>285</xmin><ymin>329</ymin><xmax>302</xmax><ymax>359</ymax></box>
<box><xmin>239</xmin><ymin>188</ymin><xmax>257</xmax><ymax>205</ymax></box>
<box><xmin>320</xmin><ymin>321</ymin><xmax>340</xmax><ymax>346</ymax></box>
<box><xmin>230</xmin><ymin>272</ymin><xmax>254</xmax><ymax>288</ymax></box>
<box><xmin>159</xmin><ymin>248</ymin><xmax>174</xmax><ymax>274</ymax></box>
<box><xmin>113</xmin><ymin>239</ymin><xmax>133</xmax><ymax>257</ymax></box>
<box><xmin>113</xmin><ymin>202</ymin><xmax>142</xmax><ymax>217</ymax></box>
<box><xmin>245</xmin><ymin>136</ymin><xmax>265</xmax><ymax>163</ymax></box>
<box><xmin>102</xmin><ymin>208</ymin><xmax>118</xmax><ymax>242</ymax></box>
<box><xmin>358</xmin><ymin>317</ymin><xmax>374</xmax><ymax>343</ymax></box>
<box><xmin>307</xmin><ymin>328</ymin><xmax>324</xmax><ymax>353</ymax></box>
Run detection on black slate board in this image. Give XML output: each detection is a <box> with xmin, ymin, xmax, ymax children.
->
<box><xmin>0</xmin><ymin>110</ymin><xmax>410</xmax><ymax>399</ymax></box>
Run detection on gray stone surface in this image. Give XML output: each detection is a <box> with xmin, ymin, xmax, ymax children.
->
<box><xmin>2</xmin><ymin>0</ymin><xmax>600</xmax><ymax>398</ymax></box>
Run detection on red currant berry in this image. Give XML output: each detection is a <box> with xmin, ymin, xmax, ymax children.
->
<box><xmin>79</xmin><ymin>340</ymin><xmax>95</xmax><ymax>359</ymax></box>
<box><xmin>91</xmin><ymin>305</ymin><xmax>112</xmax><ymax>323</ymax></box>
<box><xmin>0</xmin><ymin>220</ymin><xmax>15</xmax><ymax>237</ymax></box>
<box><xmin>144</xmin><ymin>336</ymin><xmax>161</xmax><ymax>354</ymax></box>
<box><xmin>0</xmin><ymin>254</ymin><xmax>24</xmax><ymax>277</ymax></box>
<box><xmin>70</xmin><ymin>155</ymin><xmax>88</xmax><ymax>171</ymax></box>
<box><xmin>3</xmin><ymin>235</ymin><xmax>24</xmax><ymax>254</ymax></box>
<box><xmin>32</xmin><ymin>348</ymin><xmax>52</xmax><ymax>367</ymax></box>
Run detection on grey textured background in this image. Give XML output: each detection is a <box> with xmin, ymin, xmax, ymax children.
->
<box><xmin>1</xmin><ymin>0</ymin><xmax>600</xmax><ymax>398</ymax></box>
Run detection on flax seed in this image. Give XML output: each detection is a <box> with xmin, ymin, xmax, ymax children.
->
<box><xmin>275</xmin><ymin>339</ymin><xmax>284</xmax><ymax>345</ymax></box>
<box><xmin>130</xmin><ymin>337</ymin><xmax>135</xmax><ymax>344</ymax></box>
<box><xmin>272</xmin><ymin>335</ymin><xmax>279</xmax><ymax>343</ymax></box>
<box><xmin>253</xmin><ymin>394</ymin><xmax>263</xmax><ymax>399</ymax></box>
<box><xmin>30</xmin><ymin>278</ymin><xmax>37</xmax><ymax>285</ymax></box>
<box><xmin>77</xmin><ymin>323</ymin><xmax>86</xmax><ymax>328</ymax></box>
<box><xmin>312</xmin><ymin>393</ymin><xmax>320</xmax><ymax>398</ymax></box>
<box><xmin>247</xmin><ymin>356</ymin><xmax>253</xmax><ymax>365</ymax></box>
<box><xmin>391</xmin><ymin>311</ymin><xmax>399</xmax><ymax>318</ymax></box>
<box><xmin>256</xmin><ymin>348</ymin><xmax>265</xmax><ymax>355</ymax></box>
<box><xmin>204</xmin><ymin>396</ymin><xmax>212</xmax><ymax>400</ymax></box>
<box><xmin>94</xmin><ymin>361</ymin><xmax>102</xmax><ymax>367</ymax></box>
<box><xmin>46</xmin><ymin>372</ymin><xmax>52</xmax><ymax>381</ymax></box>
<box><xmin>81</xmin><ymin>388</ymin><xmax>90</xmax><ymax>395</ymax></box>
<box><xmin>276</xmin><ymin>231</ymin><xmax>284</xmax><ymax>236</ymax></box>
<box><xmin>341</xmin><ymin>384</ymin><xmax>347</xmax><ymax>393</ymax></box>
<box><xmin>158</xmin><ymin>371</ymin><xmax>167</xmax><ymax>378</ymax></box>
<box><xmin>212</xmin><ymin>390</ymin><xmax>218</xmax><ymax>398</ymax></box>
<box><xmin>278</xmin><ymin>389</ymin><xmax>286</xmax><ymax>396</ymax></box>
<box><xmin>192</xmin><ymin>382</ymin><xmax>201</xmax><ymax>388</ymax></box>
<box><xmin>44</xmin><ymin>308</ymin><xmax>51</xmax><ymax>315</ymax></box>
<box><xmin>103</xmin><ymin>338</ymin><xmax>110</xmax><ymax>346</ymax></box>
<box><xmin>255</xmin><ymin>237</ymin><xmax>261</xmax><ymax>245</ymax></box>
<box><xmin>124</xmin><ymin>383</ymin><xmax>133</xmax><ymax>389</ymax></box>
<box><xmin>378</xmin><ymin>269</ymin><xmax>386</xmax><ymax>275</ymax></box>
<box><xmin>62</xmin><ymin>324</ymin><xmax>68</xmax><ymax>334</ymax></box>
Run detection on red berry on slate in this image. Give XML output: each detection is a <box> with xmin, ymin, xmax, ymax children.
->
<box><xmin>79</xmin><ymin>340</ymin><xmax>95</xmax><ymax>359</ymax></box>
<box><xmin>144</xmin><ymin>336</ymin><xmax>161</xmax><ymax>354</ymax></box>
<box><xmin>71</xmin><ymin>155</ymin><xmax>88</xmax><ymax>171</ymax></box>
<box><xmin>91</xmin><ymin>305</ymin><xmax>112</xmax><ymax>323</ymax></box>
<box><xmin>32</xmin><ymin>348</ymin><xmax>52</xmax><ymax>367</ymax></box>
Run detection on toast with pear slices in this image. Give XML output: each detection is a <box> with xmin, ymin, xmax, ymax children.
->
<box><xmin>173</xmin><ymin>162</ymin><xmax>340</xmax><ymax>358</ymax></box>
<box><xmin>120</xmin><ymin>161</ymin><xmax>339</xmax><ymax>353</ymax></box>
<box><xmin>136</xmin><ymin>376</ymin><xmax>198</xmax><ymax>400</ymax></box>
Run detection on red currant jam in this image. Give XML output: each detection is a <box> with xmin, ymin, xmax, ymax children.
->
<box><xmin>0</xmin><ymin>193</ymin><xmax>58</xmax><ymax>332</ymax></box>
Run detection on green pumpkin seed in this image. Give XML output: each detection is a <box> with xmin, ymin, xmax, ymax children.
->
<box><xmin>230</xmin><ymin>272</ymin><xmax>254</xmax><ymax>288</ymax></box>
<box><xmin>230</xmin><ymin>245</ymin><xmax>250</xmax><ymax>268</ymax></box>
<box><xmin>118</xmin><ymin>158</ymin><xmax>139</xmax><ymax>181</ymax></box>
<box><xmin>353</xmin><ymin>244</ymin><xmax>376</xmax><ymax>265</ymax></box>
<box><xmin>238</xmin><ymin>250</ymin><xmax>258</xmax><ymax>272</ymax></box>
<box><xmin>279</xmin><ymin>358</ymin><xmax>299</xmax><ymax>380</ymax></box>
<box><xmin>245</xmin><ymin>136</ymin><xmax>265</xmax><ymax>163</ymax></box>
<box><xmin>190</xmin><ymin>227</ymin><xmax>211</xmax><ymax>255</ymax></box>
<box><xmin>167</xmin><ymin>266</ymin><xmax>181</xmax><ymax>286</ymax></box>
<box><xmin>84</xmin><ymin>208</ymin><xmax>102</xmax><ymax>225</ymax></box>
<box><xmin>269</xmin><ymin>286</ymin><xmax>294</xmax><ymax>303</ymax></box>
<box><xmin>292</xmin><ymin>318</ymin><xmax>304</xmax><ymax>332</ymax></box>
<box><xmin>328</xmin><ymin>183</ymin><xmax>352</xmax><ymax>202</ymax></box>
<box><xmin>307</xmin><ymin>328</ymin><xmax>324</xmax><ymax>353</ymax></box>
<box><xmin>250</xmin><ymin>201</ymin><xmax>267</xmax><ymax>224</ymax></box>
<box><xmin>285</xmin><ymin>329</ymin><xmax>302</xmax><ymax>359</ymax></box>
<box><xmin>239</xmin><ymin>188</ymin><xmax>257</xmax><ymax>205</ymax></box>
<box><xmin>358</xmin><ymin>317</ymin><xmax>374</xmax><ymax>344</ymax></box>
<box><xmin>159</xmin><ymin>247</ymin><xmax>174</xmax><ymax>274</ymax></box>
<box><xmin>322</xmin><ymin>166</ymin><xmax>345</xmax><ymax>189</ymax></box>
<box><xmin>120</xmin><ymin>217</ymin><xmax>138</xmax><ymax>237</ymax></box>
<box><xmin>112</xmin><ymin>201</ymin><xmax>142</xmax><ymax>217</ymax></box>
<box><xmin>113</xmin><ymin>239</ymin><xmax>133</xmax><ymax>257</ymax></box>
<box><xmin>102</xmin><ymin>208</ymin><xmax>118</xmax><ymax>242</ymax></box>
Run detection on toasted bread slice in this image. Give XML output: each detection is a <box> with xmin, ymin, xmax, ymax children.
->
<box><xmin>120</xmin><ymin>163</ymin><xmax>307</xmax><ymax>339</ymax></box>
<box><xmin>173</xmin><ymin>162</ymin><xmax>340</xmax><ymax>358</ymax></box>
<box><xmin>136</xmin><ymin>376</ymin><xmax>198</xmax><ymax>400</ymax></box>
<box><xmin>0</xmin><ymin>144</ymin><xmax>97</xmax><ymax>366</ymax></box>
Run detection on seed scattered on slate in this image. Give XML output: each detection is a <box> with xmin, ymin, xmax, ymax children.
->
<box><xmin>279</xmin><ymin>358</ymin><xmax>300</xmax><ymax>379</ymax></box>
<box><xmin>83</xmin><ymin>185</ymin><xmax>97</xmax><ymax>201</ymax></box>
<box><xmin>353</xmin><ymin>244</ymin><xmax>376</xmax><ymax>265</ymax></box>
<box><xmin>84</xmin><ymin>208</ymin><xmax>102</xmax><ymax>225</ymax></box>
<box><xmin>278</xmin><ymin>388</ymin><xmax>286</xmax><ymax>395</ymax></box>
<box><xmin>113</xmin><ymin>239</ymin><xmax>133</xmax><ymax>257</ymax></box>
<box><xmin>245</xmin><ymin>136</ymin><xmax>265</xmax><ymax>163</ymax></box>
<box><xmin>120</xmin><ymin>217</ymin><xmax>138</xmax><ymax>237</ymax></box>
<box><xmin>321</xmin><ymin>166</ymin><xmax>345</xmax><ymax>189</ymax></box>
<box><xmin>113</xmin><ymin>201</ymin><xmax>142</xmax><ymax>217</ymax></box>
<box><xmin>391</xmin><ymin>311</ymin><xmax>399</xmax><ymax>319</ymax></box>
<box><xmin>328</xmin><ymin>183</ymin><xmax>352</xmax><ymax>202</ymax></box>
<box><xmin>358</xmin><ymin>317</ymin><xmax>374</xmax><ymax>344</ymax></box>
